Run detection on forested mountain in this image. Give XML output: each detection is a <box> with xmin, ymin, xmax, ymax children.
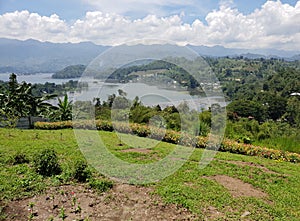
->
<box><xmin>0</xmin><ymin>38</ymin><xmax>108</xmax><ymax>73</ymax></box>
<box><xmin>0</xmin><ymin>38</ymin><xmax>299</xmax><ymax>73</ymax></box>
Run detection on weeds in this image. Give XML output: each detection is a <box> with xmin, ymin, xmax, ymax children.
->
<box><xmin>59</xmin><ymin>206</ymin><xmax>66</xmax><ymax>220</ymax></box>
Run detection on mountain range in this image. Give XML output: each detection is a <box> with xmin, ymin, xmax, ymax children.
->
<box><xmin>0</xmin><ymin>38</ymin><xmax>299</xmax><ymax>73</ymax></box>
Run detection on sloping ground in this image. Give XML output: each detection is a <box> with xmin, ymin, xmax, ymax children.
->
<box><xmin>3</xmin><ymin>165</ymin><xmax>274</xmax><ymax>221</ymax></box>
<box><xmin>3</xmin><ymin>184</ymin><xmax>197</xmax><ymax>221</ymax></box>
<box><xmin>1</xmin><ymin>129</ymin><xmax>300</xmax><ymax>220</ymax></box>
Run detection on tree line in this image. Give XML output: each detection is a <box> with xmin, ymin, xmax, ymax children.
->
<box><xmin>0</xmin><ymin>74</ymin><xmax>73</xmax><ymax>128</ymax></box>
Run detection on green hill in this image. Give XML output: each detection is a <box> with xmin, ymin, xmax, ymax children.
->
<box><xmin>0</xmin><ymin>128</ymin><xmax>300</xmax><ymax>220</ymax></box>
<box><xmin>52</xmin><ymin>64</ymin><xmax>86</xmax><ymax>79</ymax></box>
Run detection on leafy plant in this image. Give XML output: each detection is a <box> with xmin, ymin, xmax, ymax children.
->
<box><xmin>72</xmin><ymin>160</ymin><xmax>91</xmax><ymax>182</ymax></box>
<box><xmin>33</xmin><ymin>149</ymin><xmax>61</xmax><ymax>176</ymax></box>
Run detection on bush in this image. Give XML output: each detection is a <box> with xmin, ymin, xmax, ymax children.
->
<box><xmin>33</xmin><ymin>149</ymin><xmax>61</xmax><ymax>176</ymax></box>
<box><xmin>72</xmin><ymin>160</ymin><xmax>91</xmax><ymax>182</ymax></box>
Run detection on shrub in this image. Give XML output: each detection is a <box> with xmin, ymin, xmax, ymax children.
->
<box><xmin>33</xmin><ymin>149</ymin><xmax>61</xmax><ymax>176</ymax></box>
<box><xmin>72</xmin><ymin>160</ymin><xmax>91</xmax><ymax>182</ymax></box>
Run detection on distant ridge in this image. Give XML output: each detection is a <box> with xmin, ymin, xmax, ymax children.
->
<box><xmin>187</xmin><ymin>44</ymin><xmax>299</xmax><ymax>59</ymax></box>
<box><xmin>0</xmin><ymin>38</ymin><xmax>299</xmax><ymax>73</ymax></box>
<box><xmin>0</xmin><ymin>38</ymin><xmax>108</xmax><ymax>73</ymax></box>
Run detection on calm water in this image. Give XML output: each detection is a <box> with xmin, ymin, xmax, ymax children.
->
<box><xmin>74</xmin><ymin>80</ymin><xmax>199</xmax><ymax>107</ymax></box>
<box><xmin>0</xmin><ymin>73</ymin><xmax>79</xmax><ymax>84</ymax></box>
<box><xmin>0</xmin><ymin>73</ymin><xmax>225</xmax><ymax>110</ymax></box>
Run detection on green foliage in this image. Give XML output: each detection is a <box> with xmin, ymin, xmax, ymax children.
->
<box><xmin>31</xmin><ymin>80</ymin><xmax>87</xmax><ymax>97</ymax></box>
<box><xmin>50</xmin><ymin>94</ymin><xmax>73</xmax><ymax>121</ymax></box>
<box><xmin>33</xmin><ymin>149</ymin><xmax>62</xmax><ymax>177</ymax></box>
<box><xmin>52</xmin><ymin>64</ymin><xmax>86</xmax><ymax>79</ymax></box>
<box><xmin>285</xmin><ymin>96</ymin><xmax>300</xmax><ymax>127</ymax></box>
<box><xmin>88</xmin><ymin>179</ymin><xmax>113</xmax><ymax>192</ymax></box>
<box><xmin>72</xmin><ymin>160</ymin><xmax>91</xmax><ymax>183</ymax></box>
<box><xmin>227</xmin><ymin>100</ymin><xmax>267</xmax><ymax>122</ymax></box>
<box><xmin>225</xmin><ymin>118</ymin><xmax>300</xmax><ymax>153</ymax></box>
<box><xmin>0</xmin><ymin>73</ymin><xmax>57</xmax><ymax>128</ymax></box>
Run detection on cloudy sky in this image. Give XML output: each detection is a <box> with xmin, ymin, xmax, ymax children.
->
<box><xmin>0</xmin><ymin>0</ymin><xmax>299</xmax><ymax>50</ymax></box>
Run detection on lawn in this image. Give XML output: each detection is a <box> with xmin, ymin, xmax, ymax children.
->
<box><xmin>0</xmin><ymin>128</ymin><xmax>300</xmax><ymax>220</ymax></box>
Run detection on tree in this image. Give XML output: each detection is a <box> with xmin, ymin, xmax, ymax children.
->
<box><xmin>227</xmin><ymin>99</ymin><xmax>267</xmax><ymax>122</ymax></box>
<box><xmin>54</xmin><ymin>94</ymin><xmax>73</xmax><ymax>121</ymax></box>
<box><xmin>285</xmin><ymin>96</ymin><xmax>300</xmax><ymax>127</ymax></box>
<box><xmin>256</xmin><ymin>92</ymin><xmax>287</xmax><ymax>121</ymax></box>
<box><xmin>0</xmin><ymin>74</ymin><xmax>56</xmax><ymax>128</ymax></box>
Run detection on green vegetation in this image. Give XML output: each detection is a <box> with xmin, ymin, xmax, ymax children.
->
<box><xmin>0</xmin><ymin>74</ymin><xmax>80</xmax><ymax>127</ymax></box>
<box><xmin>99</xmin><ymin>60</ymin><xmax>203</xmax><ymax>95</ymax></box>
<box><xmin>0</xmin><ymin>77</ymin><xmax>87</xmax><ymax>98</ymax></box>
<box><xmin>1</xmin><ymin>57</ymin><xmax>300</xmax><ymax>219</ymax></box>
<box><xmin>34</xmin><ymin>120</ymin><xmax>300</xmax><ymax>163</ymax></box>
<box><xmin>0</xmin><ymin>128</ymin><xmax>300</xmax><ymax>220</ymax></box>
<box><xmin>33</xmin><ymin>149</ymin><xmax>62</xmax><ymax>177</ymax></box>
<box><xmin>0</xmin><ymin>129</ymin><xmax>112</xmax><ymax>200</ymax></box>
<box><xmin>52</xmin><ymin>64</ymin><xmax>86</xmax><ymax>79</ymax></box>
<box><xmin>0</xmin><ymin>74</ymin><xmax>57</xmax><ymax>128</ymax></box>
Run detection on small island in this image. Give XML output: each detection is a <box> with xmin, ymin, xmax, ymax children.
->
<box><xmin>52</xmin><ymin>64</ymin><xmax>86</xmax><ymax>79</ymax></box>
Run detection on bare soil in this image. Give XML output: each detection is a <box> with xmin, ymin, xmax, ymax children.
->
<box><xmin>3</xmin><ymin>184</ymin><xmax>197</xmax><ymax>221</ymax></box>
<box><xmin>206</xmin><ymin>175</ymin><xmax>268</xmax><ymax>198</ymax></box>
<box><xmin>2</xmin><ymin>160</ymin><xmax>274</xmax><ymax>220</ymax></box>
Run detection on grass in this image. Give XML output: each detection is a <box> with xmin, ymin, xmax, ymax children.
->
<box><xmin>254</xmin><ymin>135</ymin><xmax>300</xmax><ymax>154</ymax></box>
<box><xmin>0</xmin><ymin>128</ymin><xmax>300</xmax><ymax>220</ymax></box>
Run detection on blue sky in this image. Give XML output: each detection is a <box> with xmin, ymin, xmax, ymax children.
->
<box><xmin>0</xmin><ymin>0</ymin><xmax>299</xmax><ymax>49</ymax></box>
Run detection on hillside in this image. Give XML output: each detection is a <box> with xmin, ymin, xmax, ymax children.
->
<box><xmin>52</xmin><ymin>64</ymin><xmax>86</xmax><ymax>79</ymax></box>
<box><xmin>0</xmin><ymin>129</ymin><xmax>300</xmax><ymax>220</ymax></box>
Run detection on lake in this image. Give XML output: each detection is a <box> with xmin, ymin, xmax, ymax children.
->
<box><xmin>0</xmin><ymin>73</ymin><xmax>79</xmax><ymax>84</ymax></box>
<box><xmin>0</xmin><ymin>73</ymin><xmax>226</xmax><ymax>110</ymax></box>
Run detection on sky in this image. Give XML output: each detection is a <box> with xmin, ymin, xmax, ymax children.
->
<box><xmin>0</xmin><ymin>0</ymin><xmax>299</xmax><ymax>50</ymax></box>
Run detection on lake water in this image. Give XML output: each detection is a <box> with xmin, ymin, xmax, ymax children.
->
<box><xmin>0</xmin><ymin>73</ymin><xmax>226</xmax><ymax>110</ymax></box>
<box><xmin>0</xmin><ymin>73</ymin><xmax>79</xmax><ymax>84</ymax></box>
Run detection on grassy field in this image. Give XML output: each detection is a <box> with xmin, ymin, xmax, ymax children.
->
<box><xmin>0</xmin><ymin>128</ymin><xmax>300</xmax><ymax>220</ymax></box>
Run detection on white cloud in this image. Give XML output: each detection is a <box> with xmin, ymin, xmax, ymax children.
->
<box><xmin>0</xmin><ymin>10</ymin><xmax>69</xmax><ymax>42</ymax></box>
<box><xmin>0</xmin><ymin>1</ymin><xmax>299</xmax><ymax>50</ymax></box>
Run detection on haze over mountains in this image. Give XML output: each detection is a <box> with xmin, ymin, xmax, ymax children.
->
<box><xmin>0</xmin><ymin>38</ymin><xmax>299</xmax><ymax>73</ymax></box>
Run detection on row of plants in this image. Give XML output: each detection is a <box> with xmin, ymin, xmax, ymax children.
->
<box><xmin>34</xmin><ymin>120</ymin><xmax>300</xmax><ymax>163</ymax></box>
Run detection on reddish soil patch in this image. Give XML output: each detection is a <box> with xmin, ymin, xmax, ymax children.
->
<box><xmin>206</xmin><ymin>175</ymin><xmax>268</xmax><ymax>198</ymax></box>
<box><xmin>120</xmin><ymin>148</ymin><xmax>152</xmax><ymax>154</ymax></box>
<box><xmin>3</xmin><ymin>184</ymin><xmax>197</xmax><ymax>221</ymax></box>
